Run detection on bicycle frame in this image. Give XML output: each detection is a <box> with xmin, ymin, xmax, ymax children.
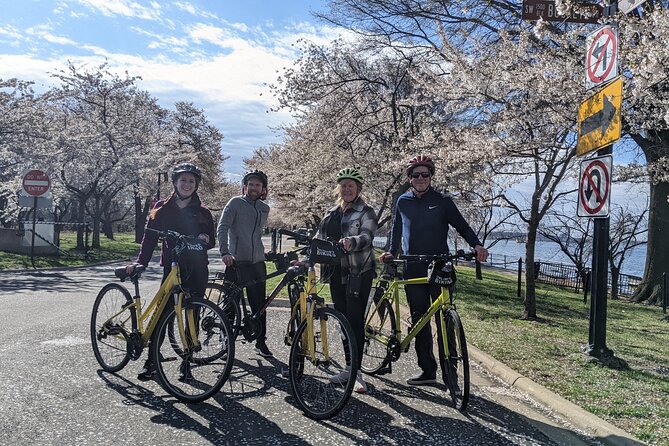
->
<box><xmin>368</xmin><ymin>275</ymin><xmax>453</xmax><ymax>352</ymax></box>
<box><xmin>115</xmin><ymin>262</ymin><xmax>199</xmax><ymax>352</ymax></box>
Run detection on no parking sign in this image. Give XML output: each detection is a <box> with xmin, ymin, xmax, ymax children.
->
<box><xmin>578</xmin><ymin>155</ymin><xmax>612</xmax><ymax>218</ymax></box>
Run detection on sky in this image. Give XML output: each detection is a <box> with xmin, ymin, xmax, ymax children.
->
<box><xmin>0</xmin><ymin>0</ymin><xmax>338</xmax><ymax>180</ymax></box>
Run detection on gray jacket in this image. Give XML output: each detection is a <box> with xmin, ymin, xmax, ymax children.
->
<box><xmin>217</xmin><ymin>195</ymin><xmax>270</xmax><ymax>264</ymax></box>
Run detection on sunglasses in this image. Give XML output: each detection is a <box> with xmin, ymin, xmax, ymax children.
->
<box><xmin>409</xmin><ymin>172</ymin><xmax>431</xmax><ymax>178</ymax></box>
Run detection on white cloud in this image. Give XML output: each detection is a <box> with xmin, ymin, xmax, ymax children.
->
<box><xmin>0</xmin><ymin>25</ymin><xmax>24</xmax><ymax>41</ymax></box>
<box><xmin>75</xmin><ymin>0</ymin><xmax>161</xmax><ymax>21</ymax></box>
<box><xmin>0</xmin><ymin>15</ymin><xmax>343</xmax><ymax>173</ymax></box>
<box><xmin>26</xmin><ymin>25</ymin><xmax>77</xmax><ymax>46</ymax></box>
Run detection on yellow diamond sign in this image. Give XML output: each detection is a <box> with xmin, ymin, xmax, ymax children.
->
<box><xmin>577</xmin><ymin>76</ymin><xmax>622</xmax><ymax>157</ymax></box>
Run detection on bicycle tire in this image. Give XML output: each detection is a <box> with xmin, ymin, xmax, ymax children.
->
<box><xmin>90</xmin><ymin>283</ymin><xmax>133</xmax><ymax>372</ymax></box>
<box><xmin>165</xmin><ymin>292</ymin><xmax>230</xmax><ymax>363</ymax></box>
<box><xmin>361</xmin><ymin>297</ymin><xmax>394</xmax><ymax>374</ymax></box>
<box><xmin>205</xmin><ymin>281</ymin><xmax>243</xmax><ymax>339</ymax></box>
<box><xmin>288</xmin><ymin>307</ymin><xmax>358</xmax><ymax>420</ymax></box>
<box><xmin>284</xmin><ymin>283</ymin><xmax>302</xmax><ymax>346</ymax></box>
<box><xmin>440</xmin><ymin>308</ymin><xmax>470</xmax><ymax>412</ymax></box>
<box><xmin>152</xmin><ymin>297</ymin><xmax>234</xmax><ymax>403</ymax></box>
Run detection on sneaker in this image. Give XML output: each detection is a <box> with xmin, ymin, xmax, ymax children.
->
<box><xmin>137</xmin><ymin>360</ymin><xmax>155</xmax><ymax>381</ymax></box>
<box><xmin>354</xmin><ymin>372</ymin><xmax>367</xmax><ymax>394</ymax></box>
<box><xmin>328</xmin><ymin>368</ymin><xmax>351</xmax><ymax>384</ymax></box>
<box><xmin>255</xmin><ymin>340</ymin><xmax>273</xmax><ymax>358</ymax></box>
<box><xmin>407</xmin><ymin>372</ymin><xmax>437</xmax><ymax>386</ymax></box>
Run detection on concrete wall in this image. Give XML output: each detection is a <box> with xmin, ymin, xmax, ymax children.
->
<box><xmin>0</xmin><ymin>225</ymin><xmax>58</xmax><ymax>255</ymax></box>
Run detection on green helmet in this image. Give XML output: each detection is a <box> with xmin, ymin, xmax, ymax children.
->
<box><xmin>336</xmin><ymin>167</ymin><xmax>364</xmax><ymax>184</ymax></box>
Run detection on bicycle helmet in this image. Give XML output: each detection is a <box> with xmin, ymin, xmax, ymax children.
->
<box><xmin>336</xmin><ymin>167</ymin><xmax>364</xmax><ymax>184</ymax></box>
<box><xmin>171</xmin><ymin>163</ymin><xmax>202</xmax><ymax>183</ymax></box>
<box><xmin>242</xmin><ymin>169</ymin><xmax>268</xmax><ymax>188</ymax></box>
<box><xmin>406</xmin><ymin>155</ymin><xmax>436</xmax><ymax>175</ymax></box>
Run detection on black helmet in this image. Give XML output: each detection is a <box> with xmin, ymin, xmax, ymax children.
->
<box><xmin>242</xmin><ymin>169</ymin><xmax>268</xmax><ymax>188</ymax></box>
<box><xmin>171</xmin><ymin>163</ymin><xmax>202</xmax><ymax>183</ymax></box>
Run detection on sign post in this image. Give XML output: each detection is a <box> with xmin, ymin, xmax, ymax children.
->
<box><xmin>22</xmin><ymin>169</ymin><xmax>51</xmax><ymax>269</ymax></box>
<box><xmin>578</xmin><ymin>4</ymin><xmax>620</xmax><ymax>360</ymax></box>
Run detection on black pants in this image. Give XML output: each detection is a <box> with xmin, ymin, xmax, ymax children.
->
<box><xmin>329</xmin><ymin>267</ymin><xmax>374</xmax><ymax>368</ymax></box>
<box><xmin>164</xmin><ymin>263</ymin><xmax>209</xmax><ymax>298</ymax></box>
<box><xmin>404</xmin><ymin>263</ymin><xmax>446</xmax><ymax>378</ymax></box>
<box><xmin>226</xmin><ymin>262</ymin><xmax>267</xmax><ymax>341</ymax></box>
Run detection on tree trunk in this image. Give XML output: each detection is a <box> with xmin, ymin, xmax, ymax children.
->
<box><xmin>92</xmin><ymin>196</ymin><xmax>101</xmax><ymax>249</ymax></box>
<box><xmin>633</xmin><ymin>179</ymin><xmax>669</xmax><ymax>304</ymax></box>
<box><xmin>523</xmin><ymin>224</ymin><xmax>538</xmax><ymax>320</ymax></box>
<box><xmin>135</xmin><ymin>196</ymin><xmax>151</xmax><ymax>243</ymax></box>
<box><xmin>76</xmin><ymin>198</ymin><xmax>86</xmax><ymax>251</ymax></box>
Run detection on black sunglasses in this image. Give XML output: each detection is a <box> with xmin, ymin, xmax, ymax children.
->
<box><xmin>409</xmin><ymin>172</ymin><xmax>431</xmax><ymax>178</ymax></box>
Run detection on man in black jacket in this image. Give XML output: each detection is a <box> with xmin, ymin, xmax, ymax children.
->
<box><xmin>381</xmin><ymin>155</ymin><xmax>488</xmax><ymax>385</ymax></box>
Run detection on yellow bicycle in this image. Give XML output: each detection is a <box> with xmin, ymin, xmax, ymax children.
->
<box><xmin>206</xmin><ymin>228</ymin><xmax>358</xmax><ymax>419</ymax></box>
<box><xmin>90</xmin><ymin>229</ymin><xmax>234</xmax><ymax>403</ymax></box>
<box><xmin>362</xmin><ymin>251</ymin><xmax>473</xmax><ymax>411</ymax></box>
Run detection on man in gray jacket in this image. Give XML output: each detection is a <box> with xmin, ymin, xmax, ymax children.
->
<box><xmin>217</xmin><ymin>170</ymin><xmax>272</xmax><ymax>357</ymax></box>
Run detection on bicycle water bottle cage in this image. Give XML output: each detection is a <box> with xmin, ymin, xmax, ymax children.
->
<box><xmin>427</xmin><ymin>260</ymin><xmax>456</xmax><ymax>287</ymax></box>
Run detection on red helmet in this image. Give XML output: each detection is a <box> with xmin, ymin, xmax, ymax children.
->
<box><xmin>406</xmin><ymin>155</ymin><xmax>436</xmax><ymax>175</ymax></box>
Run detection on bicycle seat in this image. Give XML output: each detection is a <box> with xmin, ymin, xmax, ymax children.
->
<box><xmin>114</xmin><ymin>265</ymin><xmax>146</xmax><ymax>282</ymax></box>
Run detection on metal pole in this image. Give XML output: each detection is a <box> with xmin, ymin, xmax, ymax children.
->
<box><xmin>586</xmin><ymin>146</ymin><xmax>613</xmax><ymax>357</ymax></box>
<box><xmin>30</xmin><ymin>196</ymin><xmax>37</xmax><ymax>269</ymax></box>
<box><xmin>517</xmin><ymin>257</ymin><xmax>522</xmax><ymax>298</ymax></box>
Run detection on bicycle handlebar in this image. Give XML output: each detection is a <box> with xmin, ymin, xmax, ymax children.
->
<box><xmin>145</xmin><ymin>227</ymin><xmax>201</xmax><ymax>243</ymax></box>
<box><xmin>398</xmin><ymin>250</ymin><xmax>476</xmax><ymax>263</ymax></box>
<box><xmin>278</xmin><ymin>228</ymin><xmax>312</xmax><ymax>245</ymax></box>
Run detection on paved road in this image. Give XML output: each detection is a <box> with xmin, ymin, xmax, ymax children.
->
<box><xmin>0</xmin><ymin>261</ymin><xmax>602</xmax><ymax>446</ymax></box>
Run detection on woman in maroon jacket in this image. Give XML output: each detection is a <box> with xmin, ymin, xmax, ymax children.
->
<box><xmin>127</xmin><ymin>162</ymin><xmax>216</xmax><ymax>381</ymax></box>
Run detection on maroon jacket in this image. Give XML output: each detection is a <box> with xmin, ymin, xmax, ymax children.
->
<box><xmin>136</xmin><ymin>193</ymin><xmax>216</xmax><ymax>267</ymax></box>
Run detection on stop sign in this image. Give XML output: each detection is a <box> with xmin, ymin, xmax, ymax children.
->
<box><xmin>22</xmin><ymin>169</ymin><xmax>51</xmax><ymax>197</ymax></box>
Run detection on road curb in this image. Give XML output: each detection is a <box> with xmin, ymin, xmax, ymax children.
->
<box><xmin>468</xmin><ymin>345</ymin><xmax>646</xmax><ymax>446</ymax></box>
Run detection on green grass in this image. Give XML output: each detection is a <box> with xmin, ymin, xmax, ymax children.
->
<box><xmin>0</xmin><ymin>231</ymin><xmax>140</xmax><ymax>270</ymax></box>
<box><xmin>455</xmin><ymin>265</ymin><xmax>669</xmax><ymax>446</ymax></box>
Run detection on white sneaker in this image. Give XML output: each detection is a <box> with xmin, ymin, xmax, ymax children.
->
<box><xmin>354</xmin><ymin>372</ymin><xmax>367</xmax><ymax>394</ymax></box>
<box><xmin>328</xmin><ymin>368</ymin><xmax>351</xmax><ymax>384</ymax></box>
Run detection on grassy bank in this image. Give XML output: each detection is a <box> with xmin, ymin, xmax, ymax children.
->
<box><xmin>456</xmin><ymin>265</ymin><xmax>668</xmax><ymax>445</ymax></box>
<box><xmin>0</xmin><ymin>231</ymin><xmax>139</xmax><ymax>270</ymax></box>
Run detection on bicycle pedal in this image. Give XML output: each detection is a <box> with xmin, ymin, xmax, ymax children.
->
<box><xmin>376</xmin><ymin>365</ymin><xmax>392</xmax><ymax>375</ymax></box>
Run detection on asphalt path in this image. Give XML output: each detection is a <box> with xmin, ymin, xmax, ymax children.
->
<box><xmin>0</xmin><ymin>260</ymin><xmax>603</xmax><ymax>446</ymax></box>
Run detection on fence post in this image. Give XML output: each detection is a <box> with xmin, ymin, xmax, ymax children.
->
<box><xmin>517</xmin><ymin>257</ymin><xmax>522</xmax><ymax>298</ymax></box>
<box><xmin>584</xmin><ymin>271</ymin><xmax>591</xmax><ymax>304</ymax></box>
<box><xmin>663</xmin><ymin>272</ymin><xmax>667</xmax><ymax>315</ymax></box>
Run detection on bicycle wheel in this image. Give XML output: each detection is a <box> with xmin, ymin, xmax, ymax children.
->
<box><xmin>152</xmin><ymin>298</ymin><xmax>234</xmax><ymax>403</ymax></box>
<box><xmin>90</xmin><ymin>283</ymin><xmax>133</xmax><ymax>372</ymax></box>
<box><xmin>361</xmin><ymin>297</ymin><xmax>394</xmax><ymax>374</ymax></box>
<box><xmin>440</xmin><ymin>308</ymin><xmax>470</xmax><ymax>411</ymax></box>
<box><xmin>288</xmin><ymin>307</ymin><xmax>358</xmax><ymax>420</ymax></box>
<box><xmin>205</xmin><ymin>281</ymin><xmax>242</xmax><ymax>339</ymax></box>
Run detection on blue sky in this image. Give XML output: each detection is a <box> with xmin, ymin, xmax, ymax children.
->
<box><xmin>0</xmin><ymin>0</ymin><xmax>337</xmax><ymax>179</ymax></box>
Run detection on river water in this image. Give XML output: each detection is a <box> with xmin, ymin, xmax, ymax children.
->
<box><xmin>373</xmin><ymin>237</ymin><xmax>647</xmax><ymax>277</ymax></box>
